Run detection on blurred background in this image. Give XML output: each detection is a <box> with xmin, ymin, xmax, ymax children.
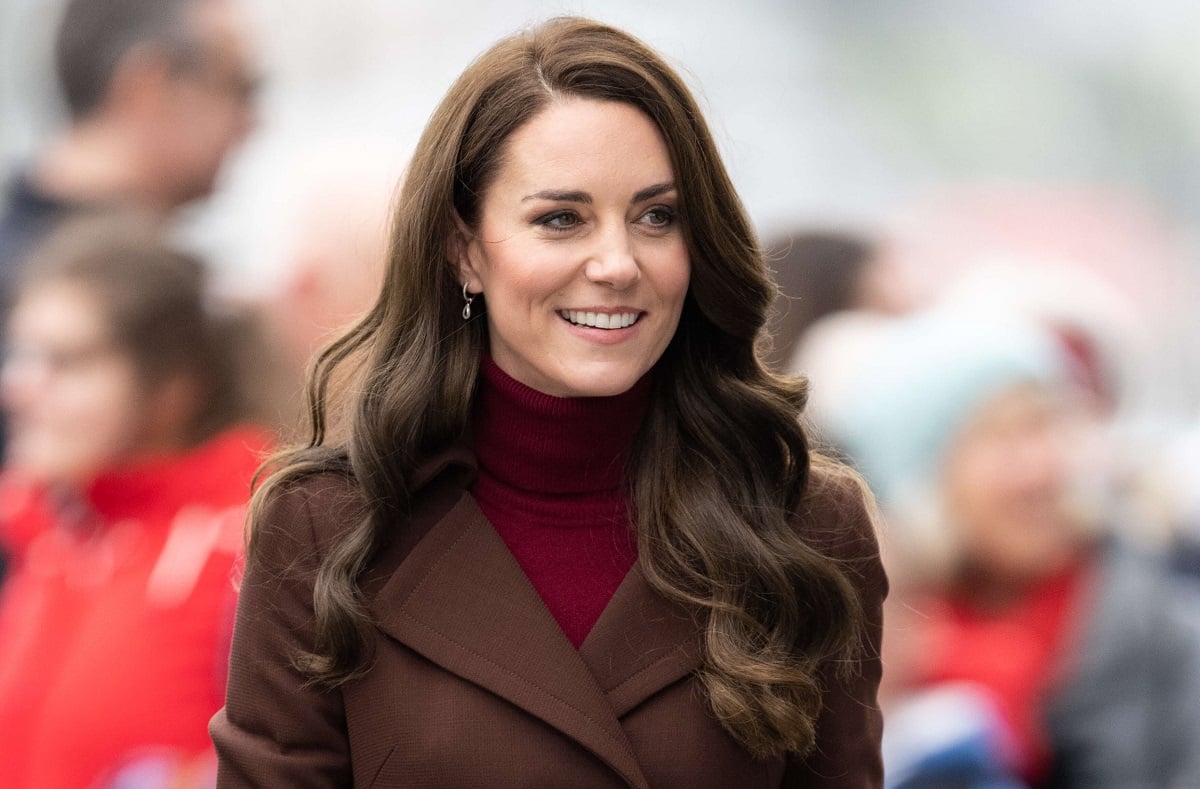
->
<box><xmin>4</xmin><ymin>0</ymin><xmax>1199</xmax><ymax>411</ymax></box>
<box><xmin>3</xmin><ymin>1</ymin><xmax>1200</xmax><ymax>786</ymax></box>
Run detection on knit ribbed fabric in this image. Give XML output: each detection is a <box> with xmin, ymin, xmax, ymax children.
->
<box><xmin>470</xmin><ymin>356</ymin><xmax>649</xmax><ymax>648</ymax></box>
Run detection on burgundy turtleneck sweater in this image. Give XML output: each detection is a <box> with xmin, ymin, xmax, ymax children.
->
<box><xmin>470</xmin><ymin>357</ymin><xmax>649</xmax><ymax>648</ymax></box>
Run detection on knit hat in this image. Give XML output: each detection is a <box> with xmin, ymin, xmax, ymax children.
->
<box><xmin>804</xmin><ymin>308</ymin><xmax>1066</xmax><ymax>512</ymax></box>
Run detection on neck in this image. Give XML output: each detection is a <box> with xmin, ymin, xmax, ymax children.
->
<box><xmin>468</xmin><ymin>357</ymin><xmax>647</xmax><ymax>648</ymax></box>
<box><xmin>471</xmin><ymin>356</ymin><xmax>651</xmax><ymax>496</ymax></box>
<box><xmin>951</xmin><ymin>547</ymin><xmax>1089</xmax><ymax>612</ymax></box>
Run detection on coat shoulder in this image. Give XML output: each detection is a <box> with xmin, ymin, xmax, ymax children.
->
<box><xmin>796</xmin><ymin>456</ymin><xmax>885</xmax><ymax>567</ymax></box>
<box><xmin>247</xmin><ymin>457</ymin><xmax>475</xmax><ymax>593</ymax></box>
<box><xmin>248</xmin><ymin>472</ymin><xmax>366</xmax><ymax>572</ymax></box>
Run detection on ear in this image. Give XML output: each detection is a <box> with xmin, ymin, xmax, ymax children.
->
<box><xmin>446</xmin><ymin>214</ymin><xmax>482</xmax><ymax>293</ymax></box>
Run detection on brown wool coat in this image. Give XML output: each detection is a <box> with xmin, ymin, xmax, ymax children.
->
<box><xmin>210</xmin><ymin>447</ymin><xmax>887</xmax><ymax>788</ymax></box>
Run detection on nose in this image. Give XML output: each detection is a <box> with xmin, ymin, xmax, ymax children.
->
<box><xmin>1007</xmin><ymin>421</ymin><xmax>1069</xmax><ymax>496</ymax></box>
<box><xmin>584</xmin><ymin>224</ymin><xmax>641</xmax><ymax>290</ymax></box>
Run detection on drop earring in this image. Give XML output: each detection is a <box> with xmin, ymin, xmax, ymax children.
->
<box><xmin>461</xmin><ymin>282</ymin><xmax>476</xmax><ymax>321</ymax></box>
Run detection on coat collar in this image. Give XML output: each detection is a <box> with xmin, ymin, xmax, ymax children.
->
<box><xmin>369</xmin><ymin>487</ymin><xmax>702</xmax><ymax>789</ymax></box>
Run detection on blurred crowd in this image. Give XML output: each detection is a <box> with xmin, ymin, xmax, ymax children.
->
<box><xmin>774</xmin><ymin>229</ymin><xmax>1200</xmax><ymax>787</ymax></box>
<box><xmin>0</xmin><ymin>1</ymin><xmax>387</xmax><ymax>786</ymax></box>
<box><xmin>1</xmin><ymin>1</ymin><xmax>1199</xmax><ymax>788</ymax></box>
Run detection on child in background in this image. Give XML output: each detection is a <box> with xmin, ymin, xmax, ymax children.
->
<box><xmin>0</xmin><ymin>214</ymin><xmax>271</xmax><ymax>789</ymax></box>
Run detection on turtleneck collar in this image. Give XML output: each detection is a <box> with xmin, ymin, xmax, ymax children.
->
<box><xmin>471</xmin><ymin>356</ymin><xmax>652</xmax><ymax>497</ymax></box>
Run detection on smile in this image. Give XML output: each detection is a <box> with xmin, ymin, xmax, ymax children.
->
<box><xmin>559</xmin><ymin>310</ymin><xmax>641</xmax><ymax>329</ymax></box>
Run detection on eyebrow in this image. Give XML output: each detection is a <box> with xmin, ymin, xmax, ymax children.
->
<box><xmin>521</xmin><ymin>181</ymin><xmax>677</xmax><ymax>204</ymax></box>
<box><xmin>632</xmin><ymin>181</ymin><xmax>677</xmax><ymax>203</ymax></box>
<box><xmin>522</xmin><ymin>189</ymin><xmax>591</xmax><ymax>204</ymax></box>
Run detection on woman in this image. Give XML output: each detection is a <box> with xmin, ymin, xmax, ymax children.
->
<box><xmin>212</xmin><ymin>17</ymin><xmax>886</xmax><ymax>788</ymax></box>
<box><xmin>812</xmin><ymin>309</ymin><xmax>1200</xmax><ymax>788</ymax></box>
<box><xmin>0</xmin><ymin>214</ymin><xmax>271</xmax><ymax>788</ymax></box>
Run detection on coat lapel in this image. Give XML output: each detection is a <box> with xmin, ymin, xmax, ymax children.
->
<box><xmin>371</xmin><ymin>492</ymin><xmax>651</xmax><ymax>789</ymax></box>
<box><xmin>579</xmin><ymin>561</ymin><xmax>704</xmax><ymax>717</ymax></box>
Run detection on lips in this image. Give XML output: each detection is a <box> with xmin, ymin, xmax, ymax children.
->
<box><xmin>558</xmin><ymin>310</ymin><xmax>641</xmax><ymax>329</ymax></box>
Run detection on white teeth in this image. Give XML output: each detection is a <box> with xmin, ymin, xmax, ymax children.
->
<box><xmin>560</xmin><ymin>310</ymin><xmax>640</xmax><ymax>329</ymax></box>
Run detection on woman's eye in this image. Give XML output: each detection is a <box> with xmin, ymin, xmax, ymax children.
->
<box><xmin>642</xmin><ymin>207</ymin><xmax>676</xmax><ymax>228</ymax></box>
<box><xmin>536</xmin><ymin>210</ymin><xmax>580</xmax><ymax>231</ymax></box>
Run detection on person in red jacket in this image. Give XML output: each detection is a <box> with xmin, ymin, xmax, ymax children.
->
<box><xmin>0</xmin><ymin>213</ymin><xmax>271</xmax><ymax>788</ymax></box>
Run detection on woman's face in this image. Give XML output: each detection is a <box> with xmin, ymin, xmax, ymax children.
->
<box><xmin>455</xmin><ymin>97</ymin><xmax>690</xmax><ymax>398</ymax></box>
<box><xmin>1</xmin><ymin>282</ymin><xmax>147</xmax><ymax>485</ymax></box>
<box><xmin>941</xmin><ymin>383</ymin><xmax>1083</xmax><ymax>584</ymax></box>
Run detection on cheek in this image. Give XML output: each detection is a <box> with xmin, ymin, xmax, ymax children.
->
<box><xmin>477</xmin><ymin>244</ymin><xmax>568</xmax><ymax>320</ymax></box>
<box><xmin>184</xmin><ymin>116</ymin><xmax>233</xmax><ymax>163</ymax></box>
<box><xmin>638</xmin><ymin>246</ymin><xmax>690</xmax><ymax>328</ymax></box>
<box><xmin>59</xmin><ymin>372</ymin><xmax>143</xmax><ymax>450</ymax></box>
<box><xmin>660</xmin><ymin>261</ymin><xmax>691</xmax><ymax>303</ymax></box>
<box><xmin>167</xmin><ymin>98</ymin><xmax>239</xmax><ymax>161</ymax></box>
<box><xmin>943</xmin><ymin>446</ymin><xmax>1007</xmax><ymax>523</ymax></box>
<box><xmin>8</xmin><ymin>383</ymin><xmax>140</xmax><ymax>483</ymax></box>
<box><xmin>477</xmin><ymin>261</ymin><xmax>552</xmax><ymax>356</ymax></box>
<box><xmin>477</xmin><ymin>235</ymin><xmax>560</xmax><ymax>287</ymax></box>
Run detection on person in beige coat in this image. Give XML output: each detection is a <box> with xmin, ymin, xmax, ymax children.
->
<box><xmin>211</xmin><ymin>17</ymin><xmax>886</xmax><ymax>788</ymax></box>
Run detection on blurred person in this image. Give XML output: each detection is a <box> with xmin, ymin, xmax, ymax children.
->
<box><xmin>937</xmin><ymin>259</ymin><xmax>1143</xmax><ymax>417</ymax></box>
<box><xmin>211</xmin><ymin>17</ymin><xmax>886</xmax><ymax>788</ymax></box>
<box><xmin>0</xmin><ymin>0</ymin><xmax>258</xmax><ymax>303</ymax></box>
<box><xmin>245</xmin><ymin>144</ymin><xmax>396</xmax><ymax>440</ymax></box>
<box><xmin>0</xmin><ymin>214</ymin><xmax>272</xmax><ymax>789</ymax></box>
<box><xmin>0</xmin><ymin>0</ymin><xmax>258</xmax><ymax>579</ymax></box>
<box><xmin>1156</xmin><ymin>414</ymin><xmax>1200</xmax><ymax>582</ymax></box>
<box><xmin>762</xmin><ymin>229</ymin><xmax>912</xmax><ymax>372</ymax></box>
<box><xmin>806</xmin><ymin>308</ymin><xmax>1200</xmax><ymax>788</ymax></box>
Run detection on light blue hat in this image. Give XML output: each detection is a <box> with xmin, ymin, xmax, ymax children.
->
<box><xmin>820</xmin><ymin>309</ymin><xmax>1065</xmax><ymax>509</ymax></box>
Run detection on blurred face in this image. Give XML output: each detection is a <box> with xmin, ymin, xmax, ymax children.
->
<box><xmin>456</xmin><ymin>98</ymin><xmax>690</xmax><ymax>398</ymax></box>
<box><xmin>153</xmin><ymin>0</ymin><xmax>258</xmax><ymax>205</ymax></box>
<box><xmin>2</xmin><ymin>283</ymin><xmax>147</xmax><ymax>486</ymax></box>
<box><xmin>941</xmin><ymin>383</ymin><xmax>1083</xmax><ymax>585</ymax></box>
<box><xmin>853</xmin><ymin>247</ymin><xmax>919</xmax><ymax>316</ymax></box>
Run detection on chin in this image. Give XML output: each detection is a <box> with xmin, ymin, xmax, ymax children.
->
<box><xmin>543</xmin><ymin>378</ymin><xmax>629</xmax><ymax>399</ymax></box>
<box><xmin>577</xmin><ymin>381</ymin><xmax>639</xmax><ymax>398</ymax></box>
<box><xmin>502</xmin><ymin>353</ymin><xmax>656</xmax><ymax>399</ymax></box>
<box><xmin>560</xmin><ymin>364</ymin><xmax>650</xmax><ymax>398</ymax></box>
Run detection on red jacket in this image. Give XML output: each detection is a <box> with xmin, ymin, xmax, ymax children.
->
<box><xmin>0</xmin><ymin>425</ymin><xmax>270</xmax><ymax>789</ymax></box>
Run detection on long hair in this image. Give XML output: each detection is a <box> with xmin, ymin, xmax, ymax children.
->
<box><xmin>253</xmin><ymin>16</ymin><xmax>866</xmax><ymax>759</ymax></box>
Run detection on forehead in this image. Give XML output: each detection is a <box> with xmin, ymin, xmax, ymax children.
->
<box><xmin>963</xmin><ymin>382</ymin><xmax>1061</xmax><ymax>437</ymax></box>
<box><xmin>490</xmin><ymin>98</ymin><xmax>674</xmax><ymax>191</ymax></box>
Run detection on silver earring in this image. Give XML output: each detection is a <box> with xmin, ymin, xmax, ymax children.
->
<box><xmin>461</xmin><ymin>282</ymin><xmax>475</xmax><ymax>321</ymax></box>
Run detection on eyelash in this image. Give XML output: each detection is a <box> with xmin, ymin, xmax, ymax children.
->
<box><xmin>535</xmin><ymin>210</ymin><xmax>581</xmax><ymax>231</ymax></box>
<box><xmin>533</xmin><ymin>206</ymin><xmax>678</xmax><ymax>232</ymax></box>
<box><xmin>642</xmin><ymin>206</ymin><xmax>677</xmax><ymax>228</ymax></box>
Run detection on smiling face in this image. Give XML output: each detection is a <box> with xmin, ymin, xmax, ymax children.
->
<box><xmin>1</xmin><ymin>282</ymin><xmax>148</xmax><ymax>485</ymax></box>
<box><xmin>454</xmin><ymin>98</ymin><xmax>690</xmax><ymax>398</ymax></box>
<box><xmin>942</xmin><ymin>383</ymin><xmax>1084</xmax><ymax>586</ymax></box>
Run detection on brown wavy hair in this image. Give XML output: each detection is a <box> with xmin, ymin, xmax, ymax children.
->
<box><xmin>252</xmin><ymin>16</ymin><xmax>866</xmax><ymax>759</ymax></box>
